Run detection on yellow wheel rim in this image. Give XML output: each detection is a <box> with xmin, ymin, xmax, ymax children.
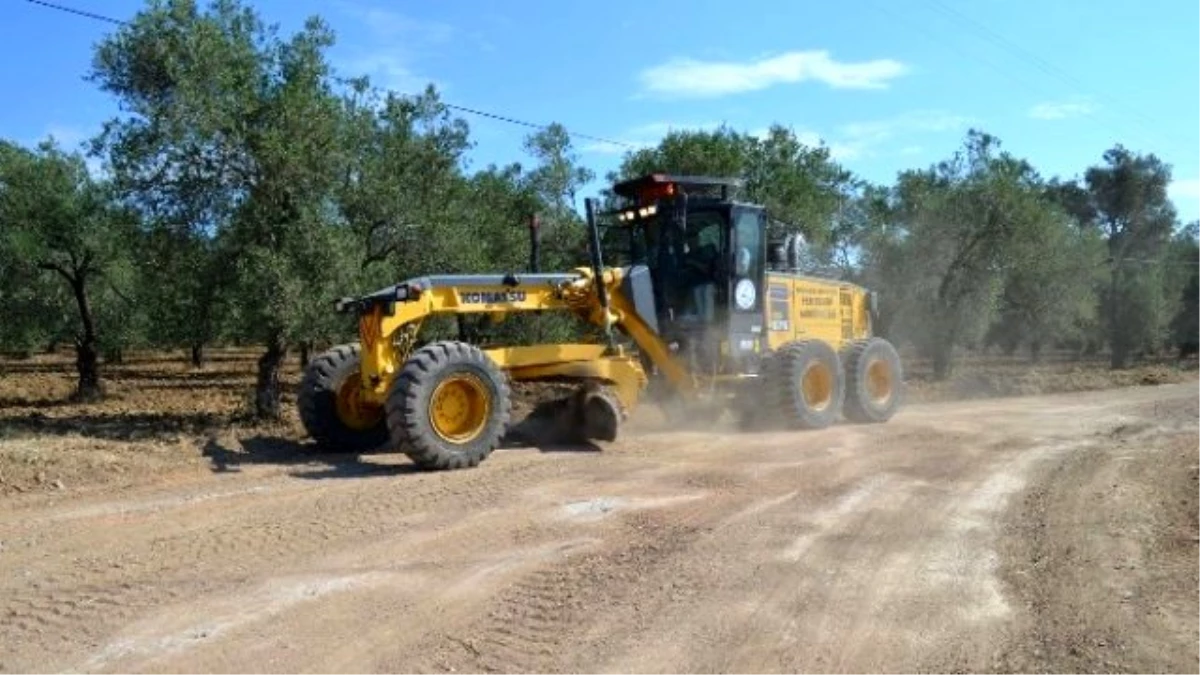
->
<box><xmin>335</xmin><ymin>372</ymin><xmax>384</xmax><ymax>431</ymax></box>
<box><xmin>800</xmin><ymin>362</ymin><xmax>834</xmax><ymax>412</ymax></box>
<box><xmin>429</xmin><ymin>373</ymin><xmax>491</xmax><ymax>444</ymax></box>
<box><xmin>866</xmin><ymin>359</ymin><xmax>894</xmax><ymax>406</ymax></box>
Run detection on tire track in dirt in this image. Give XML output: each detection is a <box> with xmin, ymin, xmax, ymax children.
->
<box><xmin>591</xmin><ymin>429</ymin><xmax>1103</xmax><ymax>673</ymax></box>
<box><xmin>0</xmin><ymin>455</ymin><xmax>568</xmax><ymax>673</ymax></box>
<box><xmin>427</xmin><ymin>452</ymin><xmax>834</xmax><ymax>673</ymax></box>
<box><xmin>1</xmin><ymin>383</ymin><xmax>1195</xmax><ymax>674</ymax></box>
<box><xmin>992</xmin><ymin>415</ymin><xmax>1200</xmax><ymax>673</ymax></box>
<box><xmin>461</xmin><ymin>500</ymin><xmax>721</xmax><ymax>674</ymax></box>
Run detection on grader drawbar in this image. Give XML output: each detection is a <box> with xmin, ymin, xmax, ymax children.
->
<box><xmin>298</xmin><ymin>174</ymin><xmax>904</xmax><ymax>470</ymax></box>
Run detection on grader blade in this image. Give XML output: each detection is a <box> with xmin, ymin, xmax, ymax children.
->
<box><xmin>533</xmin><ymin>382</ymin><xmax>623</xmax><ymax>445</ymax></box>
<box><xmin>565</xmin><ymin>382</ymin><xmax>622</xmax><ymax>442</ymax></box>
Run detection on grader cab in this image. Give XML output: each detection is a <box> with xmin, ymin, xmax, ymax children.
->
<box><xmin>297</xmin><ymin>174</ymin><xmax>903</xmax><ymax>470</ymax></box>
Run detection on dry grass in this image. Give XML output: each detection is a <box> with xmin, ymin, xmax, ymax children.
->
<box><xmin>0</xmin><ymin>348</ymin><xmax>304</xmax><ymax>495</ymax></box>
<box><xmin>901</xmin><ymin>350</ymin><xmax>1198</xmax><ymax>403</ymax></box>
<box><xmin>0</xmin><ymin>346</ymin><xmax>1195</xmax><ymax>496</ymax></box>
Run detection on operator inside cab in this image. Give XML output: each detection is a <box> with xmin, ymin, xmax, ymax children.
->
<box><xmin>678</xmin><ymin>219</ymin><xmax>721</xmax><ymax>322</ymax></box>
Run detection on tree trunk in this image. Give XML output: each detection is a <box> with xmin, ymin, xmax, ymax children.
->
<box><xmin>932</xmin><ymin>349</ymin><xmax>954</xmax><ymax>380</ymax></box>
<box><xmin>1029</xmin><ymin>340</ymin><xmax>1043</xmax><ymax>364</ymax></box>
<box><xmin>254</xmin><ymin>335</ymin><xmax>287</xmax><ymax>420</ymax></box>
<box><xmin>1108</xmin><ymin>266</ymin><xmax>1130</xmax><ymax>369</ymax></box>
<box><xmin>190</xmin><ymin>343</ymin><xmax>205</xmax><ymax>369</ymax></box>
<box><xmin>75</xmin><ymin>340</ymin><xmax>102</xmax><ymax>401</ymax></box>
<box><xmin>1110</xmin><ymin>331</ymin><xmax>1130</xmax><ymax>369</ymax></box>
<box><xmin>70</xmin><ymin>276</ymin><xmax>103</xmax><ymax>401</ymax></box>
<box><xmin>299</xmin><ymin>341</ymin><xmax>311</xmax><ymax>368</ymax></box>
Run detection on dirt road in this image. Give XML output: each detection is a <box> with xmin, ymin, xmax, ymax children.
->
<box><xmin>1</xmin><ymin>382</ymin><xmax>1196</xmax><ymax>673</ymax></box>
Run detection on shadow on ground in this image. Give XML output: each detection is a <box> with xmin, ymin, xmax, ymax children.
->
<box><xmin>1</xmin><ymin>411</ymin><xmax>226</xmax><ymax>440</ymax></box>
<box><xmin>0</xmin><ymin>396</ymin><xmax>80</xmax><ymax>409</ymax></box>
<box><xmin>500</xmin><ymin>401</ymin><xmax>603</xmax><ymax>454</ymax></box>
<box><xmin>200</xmin><ymin>420</ymin><xmax>601</xmax><ymax>482</ymax></box>
<box><xmin>201</xmin><ymin>435</ymin><xmax>423</xmax><ymax>480</ymax></box>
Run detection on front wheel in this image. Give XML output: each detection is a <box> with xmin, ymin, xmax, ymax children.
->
<box><xmin>385</xmin><ymin>341</ymin><xmax>511</xmax><ymax>470</ymax></box>
<box><xmin>298</xmin><ymin>343</ymin><xmax>388</xmax><ymax>453</ymax></box>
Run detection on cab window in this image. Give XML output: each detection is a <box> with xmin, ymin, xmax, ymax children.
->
<box><xmin>733</xmin><ymin>207</ymin><xmax>763</xmax><ymax>281</ymax></box>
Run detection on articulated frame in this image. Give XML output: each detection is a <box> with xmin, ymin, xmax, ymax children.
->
<box><xmin>348</xmin><ymin>266</ymin><xmax>697</xmax><ymax>414</ymax></box>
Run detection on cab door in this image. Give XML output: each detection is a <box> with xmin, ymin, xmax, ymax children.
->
<box><xmin>727</xmin><ymin>205</ymin><xmax>768</xmax><ymax>370</ymax></box>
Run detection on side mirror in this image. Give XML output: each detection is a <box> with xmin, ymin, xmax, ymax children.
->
<box><xmin>768</xmin><ymin>242</ymin><xmax>786</xmax><ymax>267</ymax></box>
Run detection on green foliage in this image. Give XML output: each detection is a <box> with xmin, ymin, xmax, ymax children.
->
<box><xmin>0</xmin><ymin>269</ymin><xmax>72</xmax><ymax>357</ymax></box>
<box><xmin>612</xmin><ymin>125</ymin><xmax>854</xmax><ymax>252</ymax></box>
<box><xmin>1078</xmin><ymin>146</ymin><xmax>1177</xmax><ymax>367</ymax></box>
<box><xmin>89</xmin><ymin>0</ymin><xmax>370</xmax><ymax>415</ymax></box>
<box><xmin>523</xmin><ymin>122</ymin><xmax>594</xmax><ymax>216</ymax></box>
<box><xmin>0</xmin><ymin>138</ymin><xmax>138</xmax><ymax>397</ymax></box>
<box><xmin>5</xmin><ymin>0</ymin><xmax>1197</xmax><ymax>415</ymax></box>
<box><xmin>1164</xmin><ymin>222</ymin><xmax>1199</xmax><ymax>355</ymax></box>
<box><xmin>336</xmin><ymin>84</ymin><xmax>473</xmax><ymax>280</ymax></box>
<box><xmin>987</xmin><ymin>214</ymin><xmax>1106</xmax><ymax>360</ymax></box>
<box><xmin>864</xmin><ymin>131</ymin><xmax>1062</xmax><ymax>377</ymax></box>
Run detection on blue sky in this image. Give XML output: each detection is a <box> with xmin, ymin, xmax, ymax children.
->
<box><xmin>4</xmin><ymin>0</ymin><xmax>1198</xmax><ymax>222</ymax></box>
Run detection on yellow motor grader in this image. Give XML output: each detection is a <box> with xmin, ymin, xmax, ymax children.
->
<box><xmin>298</xmin><ymin>174</ymin><xmax>903</xmax><ymax>470</ymax></box>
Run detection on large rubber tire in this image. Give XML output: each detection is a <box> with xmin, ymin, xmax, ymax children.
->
<box><xmin>764</xmin><ymin>339</ymin><xmax>845</xmax><ymax>430</ymax></box>
<box><xmin>841</xmin><ymin>337</ymin><xmax>903</xmax><ymax>423</ymax></box>
<box><xmin>298</xmin><ymin>343</ymin><xmax>388</xmax><ymax>453</ymax></box>
<box><xmin>385</xmin><ymin>341</ymin><xmax>511</xmax><ymax>471</ymax></box>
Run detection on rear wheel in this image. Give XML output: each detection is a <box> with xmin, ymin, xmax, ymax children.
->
<box><xmin>841</xmin><ymin>337</ymin><xmax>903</xmax><ymax>423</ymax></box>
<box><xmin>765</xmin><ymin>339</ymin><xmax>845</xmax><ymax>430</ymax></box>
<box><xmin>386</xmin><ymin>341</ymin><xmax>511</xmax><ymax>470</ymax></box>
<box><xmin>298</xmin><ymin>343</ymin><xmax>388</xmax><ymax>452</ymax></box>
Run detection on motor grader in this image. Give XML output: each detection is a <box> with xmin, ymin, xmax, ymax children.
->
<box><xmin>297</xmin><ymin>174</ymin><xmax>903</xmax><ymax>470</ymax></box>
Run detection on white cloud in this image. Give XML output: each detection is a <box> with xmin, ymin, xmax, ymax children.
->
<box><xmin>30</xmin><ymin>124</ymin><xmax>107</xmax><ymax>178</ymax></box>
<box><xmin>638</xmin><ymin>50</ymin><xmax>908</xmax><ymax>98</ymax></box>
<box><xmin>792</xmin><ymin>130</ymin><xmax>824</xmax><ymax>147</ymax></box>
<box><xmin>1028</xmin><ymin>100</ymin><xmax>1096</xmax><ymax>120</ymax></box>
<box><xmin>336</xmin><ymin>4</ymin><xmax>454</xmax><ymax>94</ymax></box>
<box><xmin>1171</xmin><ymin>179</ymin><xmax>1200</xmax><ymax>221</ymax></box>
<box><xmin>748</xmin><ymin>127</ymin><xmax>860</xmax><ymax>160</ymax></box>
<box><xmin>829</xmin><ymin>110</ymin><xmax>974</xmax><ymax>161</ymax></box>
<box><xmin>343</xmin><ymin>53</ymin><xmax>437</xmax><ymax>94</ymax></box>
<box><xmin>840</xmin><ymin>110</ymin><xmax>973</xmax><ymax>140</ymax></box>
<box><xmin>1169</xmin><ymin>178</ymin><xmax>1200</xmax><ymax>200</ymax></box>
<box><xmin>42</xmin><ymin>124</ymin><xmax>89</xmax><ymax>149</ymax></box>
<box><xmin>579</xmin><ymin>110</ymin><xmax>970</xmax><ymax>163</ymax></box>
<box><xmin>350</xmin><ymin>7</ymin><xmax>453</xmax><ymax>43</ymax></box>
<box><xmin>580</xmin><ymin>121</ymin><xmax>723</xmax><ymax>155</ymax></box>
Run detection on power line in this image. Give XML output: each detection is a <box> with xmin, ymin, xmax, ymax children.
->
<box><xmin>863</xmin><ymin>0</ymin><xmax>1174</xmax><ymax>151</ymax></box>
<box><xmin>864</xmin><ymin>1</ymin><xmax>1081</xmax><ymax>104</ymax></box>
<box><xmin>921</xmin><ymin>0</ymin><xmax>1194</xmax><ymax>148</ymax></box>
<box><xmin>438</xmin><ymin>104</ymin><xmax>635</xmax><ymax>148</ymax></box>
<box><xmin>19</xmin><ymin>0</ymin><xmax>638</xmax><ymax>150</ymax></box>
<box><xmin>22</xmin><ymin>0</ymin><xmax>123</xmax><ymax>25</ymax></box>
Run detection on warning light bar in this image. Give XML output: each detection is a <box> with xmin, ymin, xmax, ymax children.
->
<box><xmin>616</xmin><ymin>203</ymin><xmax>658</xmax><ymax>222</ymax></box>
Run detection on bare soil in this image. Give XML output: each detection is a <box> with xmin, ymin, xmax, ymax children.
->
<box><xmin>0</xmin><ymin>349</ymin><xmax>1195</xmax><ymax>673</ymax></box>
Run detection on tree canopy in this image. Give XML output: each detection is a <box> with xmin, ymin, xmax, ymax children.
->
<box><xmin>1</xmin><ymin>0</ymin><xmax>1196</xmax><ymax>411</ymax></box>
